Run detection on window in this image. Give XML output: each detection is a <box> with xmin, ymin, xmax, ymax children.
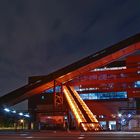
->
<box><xmin>79</xmin><ymin>92</ymin><xmax>127</xmax><ymax>100</ymax></box>
<box><xmin>134</xmin><ymin>81</ymin><xmax>140</xmax><ymax>88</ymax></box>
<box><xmin>44</xmin><ymin>86</ymin><xmax>61</xmax><ymax>93</ymax></box>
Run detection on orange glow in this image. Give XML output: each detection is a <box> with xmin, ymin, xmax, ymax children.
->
<box><xmin>63</xmin><ymin>87</ymin><xmax>86</xmax><ymax>124</ymax></box>
<box><xmin>63</xmin><ymin>86</ymin><xmax>101</xmax><ymax>131</ymax></box>
<box><xmin>70</xmin><ymin>86</ymin><xmax>98</xmax><ymax>123</ymax></box>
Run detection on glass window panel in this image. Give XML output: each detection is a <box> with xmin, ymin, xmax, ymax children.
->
<box><xmin>80</xmin><ymin>92</ymin><xmax>127</xmax><ymax>100</ymax></box>
<box><xmin>89</xmin><ymin>93</ymin><xmax>97</xmax><ymax>99</ymax></box>
<box><xmin>80</xmin><ymin>94</ymin><xmax>89</xmax><ymax>100</ymax></box>
<box><xmin>134</xmin><ymin>81</ymin><xmax>140</xmax><ymax>88</ymax></box>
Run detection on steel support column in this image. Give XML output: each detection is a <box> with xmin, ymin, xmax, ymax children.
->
<box><xmin>53</xmin><ymin>80</ymin><xmax>63</xmax><ymax>111</ymax></box>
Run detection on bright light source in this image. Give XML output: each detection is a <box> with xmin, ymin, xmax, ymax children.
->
<box><xmin>24</xmin><ymin>114</ymin><xmax>30</xmax><ymax>118</ymax></box>
<box><xmin>128</xmin><ymin>114</ymin><xmax>131</xmax><ymax>118</ymax></box>
<box><xmin>19</xmin><ymin>112</ymin><xmax>23</xmax><ymax>116</ymax></box>
<box><xmin>4</xmin><ymin>108</ymin><xmax>10</xmax><ymax>112</ymax></box>
<box><xmin>11</xmin><ymin>110</ymin><xmax>16</xmax><ymax>113</ymax></box>
<box><xmin>122</xmin><ymin>119</ymin><xmax>125</xmax><ymax>122</ymax></box>
<box><xmin>20</xmin><ymin>119</ymin><xmax>24</xmax><ymax>123</ymax></box>
<box><xmin>118</xmin><ymin>113</ymin><xmax>122</xmax><ymax>117</ymax></box>
<box><xmin>99</xmin><ymin>115</ymin><xmax>104</xmax><ymax>118</ymax></box>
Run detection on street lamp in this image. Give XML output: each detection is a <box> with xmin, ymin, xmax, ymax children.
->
<box><xmin>19</xmin><ymin>112</ymin><xmax>23</xmax><ymax>116</ymax></box>
<box><xmin>24</xmin><ymin>114</ymin><xmax>30</xmax><ymax>118</ymax></box>
<box><xmin>4</xmin><ymin>108</ymin><xmax>10</xmax><ymax>112</ymax></box>
<box><xmin>20</xmin><ymin>119</ymin><xmax>24</xmax><ymax>130</ymax></box>
<box><xmin>11</xmin><ymin>110</ymin><xmax>16</xmax><ymax>113</ymax></box>
<box><xmin>118</xmin><ymin>113</ymin><xmax>122</xmax><ymax>117</ymax></box>
<box><xmin>20</xmin><ymin>119</ymin><xmax>24</xmax><ymax>123</ymax></box>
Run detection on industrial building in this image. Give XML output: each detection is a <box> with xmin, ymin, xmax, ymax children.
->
<box><xmin>0</xmin><ymin>34</ymin><xmax>140</xmax><ymax>131</ymax></box>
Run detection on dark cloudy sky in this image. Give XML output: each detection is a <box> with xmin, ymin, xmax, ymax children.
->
<box><xmin>0</xmin><ymin>0</ymin><xmax>140</xmax><ymax>108</ymax></box>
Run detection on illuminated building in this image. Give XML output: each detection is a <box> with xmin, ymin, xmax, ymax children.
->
<box><xmin>0</xmin><ymin>34</ymin><xmax>140</xmax><ymax>131</ymax></box>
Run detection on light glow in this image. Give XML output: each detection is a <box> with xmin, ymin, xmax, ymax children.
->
<box><xmin>24</xmin><ymin>114</ymin><xmax>30</xmax><ymax>118</ymax></box>
<box><xmin>63</xmin><ymin>87</ymin><xmax>86</xmax><ymax>124</ymax></box>
<box><xmin>70</xmin><ymin>86</ymin><xmax>98</xmax><ymax>123</ymax></box>
<box><xmin>4</xmin><ymin>108</ymin><xmax>10</xmax><ymax>112</ymax></box>
<box><xmin>93</xmin><ymin>66</ymin><xmax>126</xmax><ymax>71</ymax></box>
<box><xmin>63</xmin><ymin>86</ymin><xmax>101</xmax><ymax>131</ymax></box>
<box><xmin>118</xmin><ymin>113</ymin><xmax>122</xmax><ymax>117</ymax></box>
<box><xmin>11</xmin><ymin>110</ymin><xmax>16</xmax><ymax>113</ymax></box>
<box><xmin>19</xmin><ymin>112</ymin><xmax>23</xmax><ymax>116</ymax></box>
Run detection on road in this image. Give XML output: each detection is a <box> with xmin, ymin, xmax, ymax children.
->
<box><xmin>0</xmin><ymin>131</ymin><xmax>140</xmax><ymax>140</ymax></box>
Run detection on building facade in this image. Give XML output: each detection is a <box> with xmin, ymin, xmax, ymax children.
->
<box><xmin>28</xmin><ymin>55</ymin><xmax>140</xmax><ymax>131</ymax></box>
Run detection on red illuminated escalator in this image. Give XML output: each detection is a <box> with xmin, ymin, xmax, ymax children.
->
<box><xmin>63</xmin><ymin>86</ymin><xmax>101</xmax><ymax>131</ymax></box>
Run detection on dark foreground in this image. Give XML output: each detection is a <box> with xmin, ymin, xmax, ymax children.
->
<box><xmin>0</xmin><ymin>131</ymin><xmax>140</xmax><ymax>140</ymax></box>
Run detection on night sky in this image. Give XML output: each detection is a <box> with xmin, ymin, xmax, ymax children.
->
<box><xmin>0</xmin><ymin>0</ymin><xmax>140</xmax><ymax>109</ymax></box>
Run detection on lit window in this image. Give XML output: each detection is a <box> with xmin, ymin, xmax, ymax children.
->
<box><xmin>80</xmin><ymin>92</ymin><xmax>127</xmax><ymax>100</ymax></box>
<box><xmin>45</xmin><ymin>86</ymin><xmax>61</xmax><ymax>93</ymax></box>
<box><xmin>134</xmin><ymin>81</ymin><xmax>140</xmax><ymax>88</ymax></box>
<box><xmin>80</xmin><ymin>94</ymin><xmax>89</xmax><ymax>100</ymax></box>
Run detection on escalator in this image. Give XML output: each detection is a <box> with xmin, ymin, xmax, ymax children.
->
<box><xmin>63</xmin><ymin>86</ymin><xmax>101</xmax><ymax>131</ymax></box>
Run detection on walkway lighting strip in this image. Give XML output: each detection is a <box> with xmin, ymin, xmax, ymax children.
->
<box><xmin>70</xmin><ymin>86</ymin><xmax>98</xmax><ymax>123</ymax></box>
<box><xmin>63</xmin><ymin>87</ymin><xmax>87</xmax><ymax>131</ymax></box>
<box><xmin>93</xmin><ymin>66</ymin><xmax>126</xmax><ymax>71</ymax></box>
